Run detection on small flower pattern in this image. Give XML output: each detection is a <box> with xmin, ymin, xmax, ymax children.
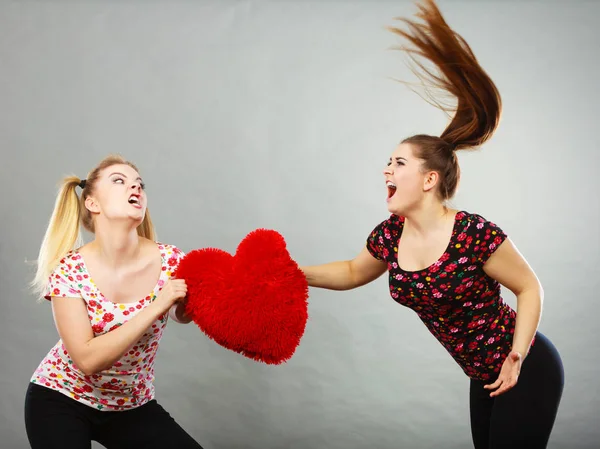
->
<box><xmin>30</xmin><ymin>243</ymin><xmax>185</xmax><ymax>411</ymax></box>
<box><xmin>367</xmin><ymin>211</ymin><xmax>529</xmax><ymax>382</ymax></box>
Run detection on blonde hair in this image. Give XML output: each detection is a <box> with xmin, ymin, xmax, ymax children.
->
<box><xmin>31</xmin><ymin>154</ymin><xmax>156</xmax><ymax>297</ymax></box>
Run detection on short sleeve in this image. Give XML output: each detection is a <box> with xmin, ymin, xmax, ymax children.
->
<box><xmin>165</xmin><ymin>245</ymin><xmax>186</xmax><ymax>276</ymax></box>
<box><xmin>366</xmin><ymin>215</ymin><xmax>400</xmax><ymax>262</ymax></box>
<box><xmin>469</xmin><ymin>215</ymin><xmax>508</xmax><ymax>265</ymax></box>
<box><xmin>43</xmin><ymin>255</ymin><xmax>82</xmax><ymax>301</ymax></box>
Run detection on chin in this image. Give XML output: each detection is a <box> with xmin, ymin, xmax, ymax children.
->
<box><xmin>386</xmin><ymin>199</ymin><xmax>409</xmax><ymax>217</ymax></box>
<box><xmin>386</xmin><ymin>204</ymin><xmax>402</xmax><ymax>216</ymax></box>
<box><xmin>128</xmin><ymin>214</ymin><xmax>145</xmax><ymax>225</ymax></box>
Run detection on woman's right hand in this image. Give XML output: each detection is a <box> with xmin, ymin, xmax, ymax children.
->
<box><xmin>155</xmin><ymin>278</ymin><xmax>188</xmax><ymax>312</ymax></box>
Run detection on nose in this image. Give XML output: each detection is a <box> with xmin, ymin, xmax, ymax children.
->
<box><xmin>130</xmin><ymin>181</ymin><xmax>142</xmax><ymax>192</ymax></box>
<box><xmin>383</xmin><ymin>165</ymin><xmax>392</xmax><ymax>176</ymax></box>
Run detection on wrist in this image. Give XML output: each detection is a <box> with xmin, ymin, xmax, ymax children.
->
<box><xmin>148</xmin><ymin>298</ymin><xmax>173</xmax><ymax>318</ymax></box>
<box><xmin>510</xmin><ymin>346</ymin><xmax>526</xmax><ymax>359</ymax></box>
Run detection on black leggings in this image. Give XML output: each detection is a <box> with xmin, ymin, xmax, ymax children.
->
<box><xmin>24</xmin><ymin>382</ymin><xmax>204</xmax><ymax>449</ymax></box>
<box><xmin>469</xmin><ymin>331</ymin><xmax>564</xmax><ymax>449</ymax></box>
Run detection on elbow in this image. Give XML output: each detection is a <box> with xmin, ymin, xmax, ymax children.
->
<box><xmin>77</xmin><ymin>359</ymin><xmax>102</xmax><ymax>376</ymax></box>
<box><xmin>76</xmin><ymin>361</ymin><xmax>96</xmax><ymax>377</ymax></box>
<box><xmin>531</xmin><ymin>278</ymin><xmax>544</xmax><ymax>300</ymax></box>
<box><xmin>73</xmin><ymin>353</ymin><xmax>105</xmax><ymax>376</ymax></box>
<box><xmin>516</xmin><ymin>281</ymin><xmax>544</xmax><ymax>305</ymax></box>
<box><xmin>346</xmin><ymin>262</ymin><xmax>361</xmax><ymax>291</ymax></box>
<box><xmin>80</xmin><ymin>366</ymin><xmax>98</xmax><ymax>377</ymax></box>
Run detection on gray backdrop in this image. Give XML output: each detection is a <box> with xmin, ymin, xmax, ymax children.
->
<box><xmin>1</xmin><ymin>1</ymin><xmax>598</xmax><ymax>448</ymax></box>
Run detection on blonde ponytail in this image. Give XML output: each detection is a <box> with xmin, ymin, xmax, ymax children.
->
<box><xmin>31</xmin><ymin>176</ymin><xmax>83</xmax><ymax>297</ymax></box>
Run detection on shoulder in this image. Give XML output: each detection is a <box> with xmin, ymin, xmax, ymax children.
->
<box><xmin>455</xmin><ymin>211</ymin><xmax>507</xmax><ymax>262</ymax></box>
<box><xmin>52</xmin><ymin>250</ymin><xmax>83</xmax><ymax>276</ymax></box>
<box><xmin>367</xmin><ymin>213</ymin><xmax>404</xmax><ymax>243</ymax></box>
<box><xmin>456</xmin><ymin>211</ymin><xmax>506</xmax><ymax>235</ymax></box>
<box><xmin>366</xmin><ymin>214</ymin><xmax>404</xmax><ymax>260</ymax></box>
<box><xmin>370</xmin><ymin>214</ymin><xmax>404</xmax><ymax>234</ymax></box>
<box><xmin>160</xmin><ymin>243</ymin><xmax>185</xmax><ymax>256</ymax></box>
<box><xmin>156</xmin><ymin>242</ymin><xmax>186</xmax><ymax>267</ymax></box>
<box><xmin>44</xmin><ymin>251</ymin><xmax>83</xmax><ymax>300</ymax></box>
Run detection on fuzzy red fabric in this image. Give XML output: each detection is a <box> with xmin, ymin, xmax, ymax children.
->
<box><xmin>173</xmin><ymin>229</ymin><xmax>309</xmax><ymax>365</ymax></box>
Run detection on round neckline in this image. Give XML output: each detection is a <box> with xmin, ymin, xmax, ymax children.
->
<box><xmin>393</xmin><ymin>210</ymin><xmax>464</xmax><ymax>274</ymax></box>
<box><xmin>73</xmin><ymin>243</ymin><xmax>166</xmax><ymax>306</ymax></box>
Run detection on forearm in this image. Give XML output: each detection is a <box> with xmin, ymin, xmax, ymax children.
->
<box><xmin>301</xmin><ymin>261</ymin><xmax>355</xmax><ymax>291</ymax></box>
<box><xmin>169</xmin><ymin>301</ymin><xmax>192</xmax><ymax>324</ymax></box>
<box><xmin>511</xmin><ymin>287</ymin><xmax>543</xmax><ymax>358</ymax></box>
<box><xmin>80</xmin><ymin>302</ymin><xmax>167</xmax><ymax>375</ymax></box>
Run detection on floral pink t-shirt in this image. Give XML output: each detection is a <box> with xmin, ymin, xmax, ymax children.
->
<box><xmin>30</xmin><ymin>243</ymin><xmax>185</xmax><ymax>411</ymax></box>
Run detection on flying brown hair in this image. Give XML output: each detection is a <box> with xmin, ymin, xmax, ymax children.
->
<box><xmin>388</xmin><ymin>0</ymin><xmax>502</xmax><ymax>199</ymax></box>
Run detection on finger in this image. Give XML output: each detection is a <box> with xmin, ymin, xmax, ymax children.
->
<box><xmin>490</xmin><ymin>385</ymin><xmax>509</xmax><ymax>397</ymax></box>
<box><xmin>487</xmin><ymin>379</ymin><xmax>505</xmax><ymax>393</ymax></box>
<box><xmin>484</xmin><ymin>379</ymin><xmax>502</xmax><ymax>390</ymax></box>
<box><xmin>490</xmin><ymin>379</ymin><xmax>516</xmax><ymax>397</ymax></box>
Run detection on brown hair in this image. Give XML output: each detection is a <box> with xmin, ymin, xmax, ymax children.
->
<box><xmin>31</xmin><ymin>154</ymin><xmax>156</xmax><ymax>297</ymax></box>
<box><xmin>388</xmin><ymin>0</ymin><xmax>502</xmax><ymax>200</ymax></box>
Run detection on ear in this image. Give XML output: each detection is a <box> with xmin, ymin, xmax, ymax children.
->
<box><xmin>423</xmin><ymin>171</ymin><xmax>440</xmax><ymax>192</ymax></box>
<box><xmin>84</xmin><ymin>195</ymin><xmax>101</xmax><ymax>214</ymax></box>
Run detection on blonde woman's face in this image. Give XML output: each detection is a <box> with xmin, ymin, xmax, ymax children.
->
<box><xmin>85</xmin><ymin>164</ymin><xmax>147</xmax><ymax>226</ymax></box>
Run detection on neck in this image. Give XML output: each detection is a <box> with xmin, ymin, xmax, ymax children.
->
<box><xmin>91</xmin><ymin>223</ymin><xmax>141</xmax><ymax>267</ymax></box>
<box><xmin>402</xmin><ymin>200</ymin><xmax>453</xmax><ymax>236</ymax></box>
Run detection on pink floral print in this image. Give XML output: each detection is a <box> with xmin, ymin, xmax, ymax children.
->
<box><xmin>30</xmin><ymin>244</ymin><xmax>185</xmax><ymax>411</ymax></box>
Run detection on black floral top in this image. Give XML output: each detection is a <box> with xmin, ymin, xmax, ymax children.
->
<box><xmin>367</xmin><ymin>211</ymin><xmax>526</xmax><ymax>381</ymax></box>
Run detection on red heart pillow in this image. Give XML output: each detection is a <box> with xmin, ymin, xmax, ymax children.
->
<box><xmin>173</xmin><ymin>229</ymin><xmax>309</xmax><ymax>365</ymax></box>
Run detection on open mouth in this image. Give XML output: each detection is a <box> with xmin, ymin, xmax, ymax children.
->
<box><xmin>386</xmin><ymin>181</ymin><xmax>397</xmax><ymax>199</ymax></box>
<box><xmin>128</xmin><ymin>194</ymin><xmax>141</xmax><ymax>206</ymax></box>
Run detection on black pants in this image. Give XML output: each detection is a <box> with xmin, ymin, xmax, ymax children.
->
<box><xmin>24</xmin><ymin>382</ymin><xmax>204</xmax><ymax>449</ymax></box>
<box><xmin>469</xmin><ymin>332</ymin><xmax>564</xmax><ymax>449</ymax></box>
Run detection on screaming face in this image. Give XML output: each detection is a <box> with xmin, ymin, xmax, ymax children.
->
<box><xmin>383</xmin><ymin>143</ymin><xmax>438</xmax><ymax>215</ymax></box>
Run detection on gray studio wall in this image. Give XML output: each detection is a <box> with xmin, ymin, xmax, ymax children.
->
<box><xmin>1</xmin><ymin>1</ymin><xmax>598</xmax><ymax>448</ymax></box>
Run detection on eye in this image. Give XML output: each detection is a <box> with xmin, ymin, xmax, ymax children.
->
<box><xmin>140</xmin><ymin>182</ymin><xmax>146</xmax><ymax>190</ymax></box>
<box><xmin>113</xmin><ymin>177</ymin><xmax>124</xmax><ymax>184</ymax></box>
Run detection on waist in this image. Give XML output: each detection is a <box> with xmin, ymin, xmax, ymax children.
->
<box><xmin>31</xmin><ymin>342</ymin><xmax>157</xmax><ymax>410</ymax></box>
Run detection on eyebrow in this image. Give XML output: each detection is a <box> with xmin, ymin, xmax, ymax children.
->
<box><xmin>389</xmin><ymin>157</ymin><xmax>407</xmax><ymax>162</ymax></box>
<box><xmin>109</xmin><ymin>172</ymin><xmax>143</xmax><ymax>182</ymax></box>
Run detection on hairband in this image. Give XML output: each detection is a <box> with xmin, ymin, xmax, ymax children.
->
<box><xmin>78</xmin><ymin>179</ymin><xmax>87</xmax><ymax>189</ymax></box>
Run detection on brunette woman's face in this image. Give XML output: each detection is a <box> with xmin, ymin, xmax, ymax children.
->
<box><xmin>382</xmin><ymin>143</ymin><xmax>437</xmax><ymax>215</ymax></box>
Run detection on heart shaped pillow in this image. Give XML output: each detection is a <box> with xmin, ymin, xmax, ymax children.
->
<box><xmin>173</xmin><ymin>229</ymin><xmax>309</xmax><ymax>365</ymax></box>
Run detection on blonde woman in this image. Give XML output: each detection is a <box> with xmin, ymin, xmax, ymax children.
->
<box><xmin>26</xmin><ymin>155</ymin><xmax>203</xmax><ymax>449</ymax></box>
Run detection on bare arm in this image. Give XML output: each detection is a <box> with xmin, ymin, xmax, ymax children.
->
<box><xmin>51</xmin><ymin>280</ymin><xmax>186</xmax><ymax>376</ymax></box>
<box><xmin>300</xmin><ymin>246</ymin><xmax>388</xmax><ymax>291</ymax></box>
<box><xmin>483</xmin><ymin>238</ymin><xmax>543</xmax><ymax>358</ymax></box>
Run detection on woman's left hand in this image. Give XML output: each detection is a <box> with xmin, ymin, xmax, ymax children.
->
<box><xmin>483</xmin><ymin>351</ymin><xmax>522</xmax><ymax>397</ymax></box>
